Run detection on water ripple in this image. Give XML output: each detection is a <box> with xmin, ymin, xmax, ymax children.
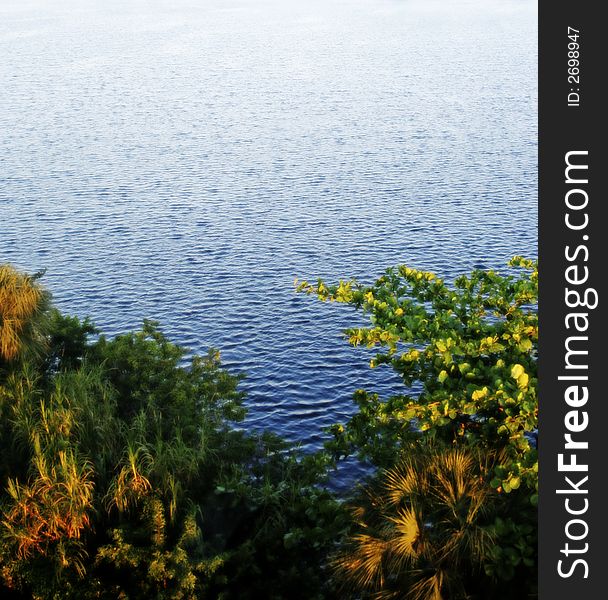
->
<box><xmin>1</xmin><ymin>0</ymin><xmax>537</xmax><ymax>466</ymax></box>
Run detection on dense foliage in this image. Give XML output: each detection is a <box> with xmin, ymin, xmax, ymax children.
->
<box><xmin>1</xmin><ymin>259</ymin><xmax>538</xmax><ymax>599</ymax></box>
<box><xmin>333</xmin><ymin>447</ymin><xmax>502</xmax><ymax>599</ymax></box>
<box><xmin>297</xmin><ymin>257</ymin><xmax>538</xmax><ymax>598</ymax></box>
<box><xmin>0</xmin><ymin>264</ymin><xmax>346</xmax><ymax>599</ymax></box>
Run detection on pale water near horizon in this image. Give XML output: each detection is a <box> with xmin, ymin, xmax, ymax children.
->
<box><xmin>0</xmin><ymin>0</ymin><xmax>537</xmax><ymax>469</ymax></box>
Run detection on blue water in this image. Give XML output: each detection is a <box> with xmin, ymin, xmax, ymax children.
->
<box><xmin>0</xmin><ymin>0</ymin><xmax>537</xmax><ymax>456</ymax></box>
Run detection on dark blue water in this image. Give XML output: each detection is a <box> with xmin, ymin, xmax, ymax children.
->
<box><xmin>0</xmin><ymin>0</ymin><xmax>537</xmax><ymax>456</ymax></box>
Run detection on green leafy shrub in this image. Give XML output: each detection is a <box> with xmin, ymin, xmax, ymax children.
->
<box><xmin>298</xmin><ymin>258</ymin><xmax>538</xmax><ymax>596</ymax></box>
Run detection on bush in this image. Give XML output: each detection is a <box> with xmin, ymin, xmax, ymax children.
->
<box><xmin>298</xmin><ymin>258</ymin><xmax>538</xmax><ymax>597</ymax></box>
<box><xmin>0</xmin><ymin>266</ymin><xmax>346</xmax><ymax>599</ymax></box>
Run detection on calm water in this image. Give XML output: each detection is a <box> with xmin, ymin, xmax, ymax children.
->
<box><xmin>1</xmin><ymin>0</ymin><xmax>537</xmax><ymax>453</ymax></box>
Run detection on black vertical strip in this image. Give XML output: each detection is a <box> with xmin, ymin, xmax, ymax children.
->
<box><xmin>539</xmin><ymin>1</ymin><xmax>605</xmax><ymax>597</ymax></box>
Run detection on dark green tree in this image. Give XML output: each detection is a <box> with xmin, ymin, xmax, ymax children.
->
<box><xmin>0</xmin><ymin>267</ymin><xmax>346</xmax><ymax>599</ymax></box>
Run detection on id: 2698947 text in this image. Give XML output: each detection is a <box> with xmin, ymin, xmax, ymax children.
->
<box><xmin>567</xmin><ymin>26</ymin><xmax>581</xmax><ymax>107</ymax></box>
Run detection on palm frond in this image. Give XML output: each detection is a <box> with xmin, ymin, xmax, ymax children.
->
<box><xmin>0</xmin><ymin>264</ymin><xmax>49</xmax><ymax>361</ymax></box>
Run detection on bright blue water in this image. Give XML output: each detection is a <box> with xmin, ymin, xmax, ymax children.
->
<box><xmin>0</xmin><ymin>0</ymin><xmax>536</xmax><ymax>458</ymax></box>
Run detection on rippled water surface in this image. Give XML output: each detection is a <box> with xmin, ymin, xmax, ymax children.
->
<box><xmin>1</xmin><ymin>0</ymin><xmax>537</xmax><ymax>452</ymax></box>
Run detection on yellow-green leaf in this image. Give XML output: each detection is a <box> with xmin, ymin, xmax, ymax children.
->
<box><xmin>472</xmin><ymin>387</ymin><xmax>488</xmax><ymax>401</ymax></box>
<box><xmin>510</xmin><ymin>364</ymin><xmax>525</xmax><ymax>380</ymax></box>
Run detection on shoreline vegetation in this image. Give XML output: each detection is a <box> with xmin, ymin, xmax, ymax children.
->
<box><xmin>0</xmin><ymin>260</ymin><xmax>537</xmax><ymax>599</ymax></box>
